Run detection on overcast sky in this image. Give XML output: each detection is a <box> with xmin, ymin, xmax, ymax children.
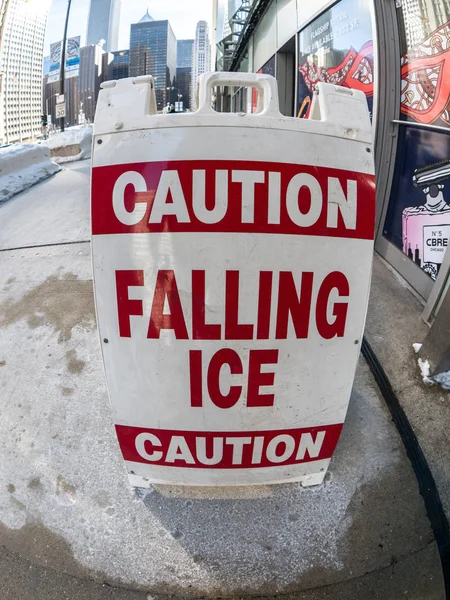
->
<box><xmin>44</xmin><ymin>0</ymin><xmax>213</xmax><ymax>55</ymax></box>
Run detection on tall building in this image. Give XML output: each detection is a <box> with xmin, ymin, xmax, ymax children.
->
<box><xmin>177</xmin><ymin>39</ymin><xmax>194</xmax><ymax>68</ymax></box>
<box><xmin>176</xmin><ymin>66</ymin><xmax>192</xmax><ymax>111</ymax></box>
<box><xmin>86</xmin><ymin>0</ymin><xmax>121</xmax><ymax>52</ymax></box>
<box><xmin>176</xmin><ymin>40</ymin><xmax>193</xmax><ymax>111</ymax></box>
<box><xmin>43</xmin><ymin>72</ymin><xmax>79</xmax><ymax>128</ymax></box>
<box><xmin>43</xmin><ymin>56</ymin><xmax>51</xmax><ymax>76</ymax></box>
<box><xmin>0</xmin><ymin>0</ymin><xmax>9</xmax><ymax>46</ymax></box>
<box><xmin>191</xmin><ymin>21</ymin><xmax>211</xmax><ymax>110</ymax></box>
<box><xmin>42</xmin><ymin>74</ymin><xmax>58</xmax><ymax>125</ymax></box>
<box><xmin>109</xmin><ymin>50</ymin><xmax>130</xmax><ymax>80</ymax></box>
<box><xmin>79</xmin><ymin>44</ymin><xmax>104</xmax><ymax>122</ymax></box>
<box><xmin>64</xmin><ymin>75</ymin><xmax>79</xmax><ymax>127</ymax></box>
<box><xmin>129</xmin><ymin>10</ymin><xmax>177</xmax><ymax>110</ymax></box>
<box><xmin>102</xmin><ymin>51</ymin><xmax>114</xmax><ymax>84</ymax></box>
<box><xmin>0</xmin><ymin>0</ymin><xmax>49</xmax><ymax>144</ymax></box>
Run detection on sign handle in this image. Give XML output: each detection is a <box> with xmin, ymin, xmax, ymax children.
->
<box><xmin>196</xmin><ymin>72</ymin><xmax>282</xmax><ymax>117</ymax></box>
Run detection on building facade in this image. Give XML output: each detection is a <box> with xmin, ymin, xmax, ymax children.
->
<box><xmin>43</xmin><ymin>55</ymin><xmax>51</xmax><ymax>77</ymax></box>
<box><xmin>79</xmin><ymin>44</ymin><xmax>104</xmax><ymax>122</ymax></box>
<box><xmin>176</xmin><ymin>66</ymin><xmax>192</xmax><ymax>110</ymax></box>
<box><xmin>109</xmin><ymin>49</ymin><xmax>130</xmax><ymax>80</ymax></box>
<box><xmin>43</xmin><ymin>73</ymin><xmax>78</xmax><ymax>128</ymax></box>
<box><xmin>0</xmin><ymin>0</ymin><xmax>49</xmax><ymax>144</ymax></box>
<box><xmin>86</xmin><ymin>0</ymin><xmax>121</xmax><ymax>52</ymax></box>
<box><xmin>102</xmin><ymin>51</ymin><xmax>113</xmax><ymax>84</ymax></box>
<box><xmin>216</xmin><ymin>0</ymin><xmax>450</xmax><ymax>325</ymax></box>
<box><xmin>176</xmin><ymin>40</ymin><xmax>193</xmax><ymax>110</ymax></box>
<box><xmin>0</xmin><ymin>0</ymin><xmax>9</xmax><ymax>47</ymax></box>
<box><xmin>129</xmin><ymin>11</ymin><xmax>177</xmax><ymax>110</ymax></box>
<box><xmin>177</xmin><ymin>39</ymin><xmax>194</xmax><ymax>67</ymax></box>
<box><xmin>191</xmin><ymin>21</ymin><xmax>211</xmax><ymax>110</ymax></box>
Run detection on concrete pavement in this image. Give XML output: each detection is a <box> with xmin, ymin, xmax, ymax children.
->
<box><xmin>366</xmin><ymin>256</ymin><xmax>450</xmax><ymax>525</ymax></box>
<box><xmin>0</xmin><ymin>160</ymin><xmax>90</xmax><ymax>250</ymax></box>
<box><xmin>0</xmin><ymin>162</ymin><xmax>445</xmax><ymax>598</ymax></box>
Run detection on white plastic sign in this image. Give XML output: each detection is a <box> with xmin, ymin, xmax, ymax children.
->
<box><xmin>91</xmin><ymin>74</ymin><xmax>375</xmax><ymax>487</ymax></box>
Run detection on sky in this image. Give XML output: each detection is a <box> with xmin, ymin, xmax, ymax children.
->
<box><xmin>44</xmin><ymin>0</ymin><xmax>213</xmax><ymax>56</ymax></box>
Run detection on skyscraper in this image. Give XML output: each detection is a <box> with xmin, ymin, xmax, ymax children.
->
<box><xmin>177</xmin><ymin>39</ymin><xmax>194</xmax><ymax>68</ymax></box>
<box><xmin>176</xmin><ymin>40</ymin><xmax>193</xmax><ymax>111</ymax></box>
<box><xmin>191</xmin><ymin>21</ymin><xmax>211</xmax><ymax>110</ymax></box>
<box><xmin>176</xmin><ymin>67</ymin><xmax>192</xmax><ymax>111</ymax></box>
<box><xmin>0</xmin><ymin>0</ymin><xmax>50</xmax><ymax>144</ymax></box>
<box><xmin>109</xmin><ymin>50</ymin><xmax>130</xmax><ymax>80</ymax></box>
<box><xmin>43</xmin><ymin>71</ymin><xmax>79</xmax><ymax>128</ymax></box>
<box><xmin>79</xmin><ymin>44</ymin><xmax>105</xmax><ymax>122</ymax></box>
<box><xmin>86</xmin><ymin>0</ymin><xmax>121</xmax><ymax>52</ymax></box>
<box><xmin>129</xmin><ymin>10</ymin><xmax>177</xmax><ymax>110</ymax></box>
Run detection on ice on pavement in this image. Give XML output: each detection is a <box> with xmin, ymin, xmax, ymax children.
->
<box><xmin>417</xmin><ymin>357</ymin><xmax>434</xmax><ymax>386</ymax></box>
<box><xmin>0</xmin><ymin>143</ymin><xmax>60</xmax><ymax>203</ymax></box>
<box><xmin>432</xmin><ymin>371</ymin><xmax>450</xmax><ymax>390</ymax></box>
<box><xmin>414</xmin><ymin>344</ymin><xmax>450</xmax><ymax>391</ymax></box>
<box><xmin>43</xmin><ymin>126</ymin><xmax>92</xmax><ymax>163</ymax></box>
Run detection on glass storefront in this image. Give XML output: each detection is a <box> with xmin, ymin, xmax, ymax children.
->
<box><xmin>296</xmin><ymin>0</ymin><xmax>374</xmax><ymax>119</ymax></box>
<box><xmin>251</xmin><ymin>55</ymin><xmax>276</xmax><ymax>112</ymax></box>
<box><xmin>383</xmin><ymin>127</ymin><xmax>450</xmax><ymax>280</ymax></box>
<box><xmin>222</xmin><ymin>0</ymin><xmax>450</xmax><ymax>304</ymax></box>
<box><xmin>382</xmin><ymin>6</ymin><xmax>450</xmax><ymax>281</ymax></box>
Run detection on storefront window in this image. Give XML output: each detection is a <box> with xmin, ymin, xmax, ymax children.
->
<box><xmin>383</xmin><ymin>3</ymin><xmax>450</xmax><ymax>280</ymax></box>
<box><xmin>258</xmin><ymin>55</ymin><xmax>276</xmax><ymax>77</ymax></box>
<box><xmin>296</xmin><ymin>0</ymin><xmax>374</xmax><ymax>118</ymax></box>
<box><xmin>252</xmin><ymin>55</ymin><xmax>276</xmax><ymax>112</ymax></box>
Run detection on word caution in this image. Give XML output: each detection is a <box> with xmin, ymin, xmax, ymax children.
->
<box><xmin>92</xmin><ymin>160</ymin><xmax>375</xmax><ymax>239</ymax></box>
<box><xmin>116</xmin><ymin>424</ymin><xmax>344</xmax><ymax>468</ymax></box>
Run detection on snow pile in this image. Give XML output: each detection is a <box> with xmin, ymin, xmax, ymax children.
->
<box><xmin>0</xmin><ymin>143</ymin><xmax>61</xmax><ymax>203</ymax></box>
<box><xmin>412</xmin><ymin>343</ymin><xmax>450</xmax><ymax>390</ymax></box>
<box><xmin>43</xmin><ymin>126</ymin><xmax>93</xmax><ymax>163</ymax></box>
<box><xmin>417</xmin><ymin>357</ymin><xmax>434</xmax><ymax>386</ymax></box>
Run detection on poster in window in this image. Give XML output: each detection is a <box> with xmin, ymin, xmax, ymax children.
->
<box><xmin>296</xmin><ymin>0</ymin><xmax>374</xmax><ymax>119</ymax></box>
<box><xmin>383</xmin><ymin>11</ymin><xmax>450</xmax><ymax>280</ymax></box>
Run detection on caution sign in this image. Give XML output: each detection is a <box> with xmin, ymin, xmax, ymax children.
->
<box><xmin>92</xmin><ymin>74</ymin><xmax>375</xmax><ymax>487</ymax></box>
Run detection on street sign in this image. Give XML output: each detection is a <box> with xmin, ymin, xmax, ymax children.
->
<box><xmin>56</xmin><ymin>94</ymin><xmax>65</xmax><ymax>104</ymax></box>
<box><xmin>55</xmin><ymin>103</ymin><xmax>66</xmax><ymax>119</ymax></box>
<box><xmin>91</xmin><ymin>74</ymin><xmax>375</xmax><ymax>487</ymax></box>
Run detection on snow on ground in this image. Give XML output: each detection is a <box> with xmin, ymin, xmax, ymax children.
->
<box><xmin>42</xmin><ymin>126</ymin><xmax>92</xmax><ymax>163</ymax></box>
<box><xmin>0</xmin><ymin>144</ymin><xmax>61</xmax><ymax>203</ymax></box>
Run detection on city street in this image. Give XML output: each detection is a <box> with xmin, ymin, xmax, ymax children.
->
<box><xmin>0</xmin><ymin>163</ymin><xmax>445</xmax><ymax>598</ymax></box>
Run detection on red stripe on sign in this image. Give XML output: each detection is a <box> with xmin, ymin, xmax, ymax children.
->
<box><xmin>115</xmin><ymin>423</ymin><xmax>343</xmax><ymax>469</ymax></box>
<box><xmin>92</xmin><ymin>160</ymin><xmax>375</xmax><ymax>240</ymax></box>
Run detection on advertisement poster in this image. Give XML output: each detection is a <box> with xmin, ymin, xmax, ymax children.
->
<box><xmin>296</xmin><ymin>0</ymin><xmax>374</xmax><ymax>119</ymax></box>
<box><xmin>47</xmin><ymin>37</ymin><xmax>80</xmax><ymax>82</ymax></box>
<box><xmin>48</xmin><ymin>40</ymin><xmax>62</xmax><ymax>83</ymax></box>
<box><xmin>65</xmin><ymin>36</ymin><xmax>80</xmax><ymax>79</ymax></box>
<box><xmin>383</xmin><ymin>16</ymin><xmax>450</xmax><ymax>280</ymax></box>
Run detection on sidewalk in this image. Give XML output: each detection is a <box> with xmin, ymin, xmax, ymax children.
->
<box><xmin>365</xmin><ymin>255</ymin><xmax>450</xmax><ymax>526</ymax></box>
<box><xmin>0</xmin><ymin>166</ymin><xmax>446</xmax><ymax>598</ymax></box>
